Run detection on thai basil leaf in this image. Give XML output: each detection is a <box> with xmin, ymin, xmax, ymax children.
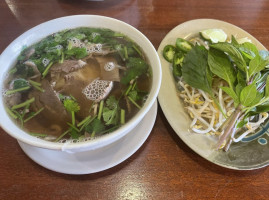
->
<box><xmin>236</xmin><ymin>119</ymin><xmax>248</xmax><ymax>129</ymax></box>
<box><xmin>249</xmin><ymin>54</ymin><xmax>268</xmax><ymax>78</ymax></box>
<box><xmin>235</xmin><ymin>71</ymin><xmax>247</xmax><ymax>97</ymax></box>
<box><xmin>210</xmin><ymin>42</ymin><xmax>247</xmax><ymax>73</ymax></box>
<box><xmin>235</xmin><ymin>83</ymin><xmax>244</xmax><ymax>97</ymax></box>
<box><xmin>208</xmin><ymin>48</ymin><xmax>236</xmax><ymax>88</ymax></box>
<box><xmin>248</xmin><ymin>91</ymin><xmax>263</xmax><ymax>107</ymax></box>
<box><xmin>239</xmin><ymin>42</ymin><xmax>259</xmax><ymax>60</ymax></box>
<box><xmin>265</xmin><ymin>75</ymin><xmax>269</xmax><ymax>98</ymax></box>
<box><xmin>246</xmin><ymin>101</ymin><xmax>269</xmax><ymax>117</ymax></box>
<box><xmin>221</xmin><ymin>86</ymin><xmax>239</xmax><ymax>105</ymax></box>
<box><xmin>255</xmin><ymin>71</ymin><xmax>269</xmax><ymax>93</ymax></box>
<box><xmin>255</xmin><ymin>101</ymin><xmax>269</xmax><ymax>112</ymax></box>
<box><xmin>231</xmin><ymin>35</ymin><xmax>239</xmax><ymax>47</ymax></box>
<box><xmin>253</xmin><ymin>72</ymin><xmax>262</xmax><ymax>83</ymax></box>
<box><xmin>246</xmin><ymin>76</ymin><xmax>269</xmax><ymax>109</ymax></box>
<box><xmin>240</xmin><ymin>83</ymin><xmax>257</xmax><ymax>107</ymax></box>
<box><xmin>182</xmin><ymin>45</ymin><xmax>213</xmax><ymax>96</ymax></box>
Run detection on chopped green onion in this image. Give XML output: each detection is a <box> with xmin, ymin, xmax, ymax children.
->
<box><xmin>32</xmin><ymin>84</ymin><xmax>45</xmax><ymax>92</ymax></box>
<box><xmin>121</xmin><ymin>109</ymin><xmax>125</xmax><ymax>124</ymax></box>
<box><xmin>67</xmin><ymin>122</ymin><xmax>80</xmax><ymax>132</ymax></box>
<box><xmin>98</xmin><ymin>125</ymin><xmax>120</xmax><ymax>135</ymax></box>
<box><xmin>114</xmin><ymin>32</ymin><xmax>125</xmax><ymax>37</ymax></box>
<box><xmin>70</xmin><ymin>95</ymin><xmax>77</xmax><ymax>101</ymax></box>
<box><xmin>98</xmin><ymin>100</ymin><xmax>104</xmax><ymax>120</ymax></box>
<box><xmin>59</xmin><ymin>52</ymin><xmax>64</xmax><ymax>64</ymax></box>
<box><xmin>9</xmin><ymin>67</ymin><xmax>17</xmax><ymax>74</ymax></box>
<box><xmin>21</xmin><ymin>103</ymin><xmax>30</xmax><ymax>118</ymax></box>
<box><xmin>29</xmin><ymin>132</ymin><xmax>48</xmax><ymax>137</ymax></box>
<box><xmin>29</xmin><ymin>81</ymin><xmax>44</xmax><ymax>92</ymax></box>
<box><xmin>132</xmin><ymin>44</ymin><xmax>142</xmax><ymax>56</ymax></box>
<box><xmin>124</xmin><ymin>46</ymin><xmax>128</xmax><ymax>59</ymax></box>
<box><xmin>12</xmin><ymin>97</ymin><xmax>35</xmax><ymax>110</ymax></box>
<box><xmin>91</xmin><ymin>132</ymin><xmax>96</xmax><ymax>138</ymax></box>
<box><xmin>125</xmin><ymin>84</ymin><xmax>133</xmax><ymax>96</ymax></box>
<box><xmin>67</xmin><ymin>42</ymin><xmax>73</xmax><ymax>50</ymax></box>
<box><xmin>54</xmin><ymin>129</ymin><xmax>70</xmax><ymax>142</ymax></box>
<box><xmin>128</xmin><ymin>96</ymin><xmax>141</xmax><ymax>109</ymax></box>
<box><xmin>77</xmin><ymin>115</ymin><xmax>91</xmax><ymax>127</ymax></box>
<box><xmin>42</xmin><ymin>62</ymin><xmax>54</xmax><ymax>78</ymax></box>
<box><xmin>79</xmin><ymin>115</ymin><xmax>96</xmax><ymax>132</ymax></box>
<box><xmin>6</xmin><ymin>107</ymin><xmax>18</xmax><ymax>119</ymax></box>
<box><xmin>71</xmin><ymin>112</ymin><xmax>75</xmax><ymax>125</ymax></box>
<box><xmin>24</xmin><ymin>107</ymin><xmax>44</xmax><ymax>123</ymax></box>
<box><xmin>131</xmin><ymin>81</ymin><xmax>137</xmax><ymax>90</ymax></box>
<box><xmin>6</xmin><ymin>86</ymin><xmax>31</xmax><ymax>95</ymax></box>
<box><xmin>12</xmin><ymin>109</ymin><xmax>24</xmax><ymax>127</ymax></box>
<box><xmin>28</xmin><ymin>80</ymin><xmax>41</xmax><ymax>87</ymax></box>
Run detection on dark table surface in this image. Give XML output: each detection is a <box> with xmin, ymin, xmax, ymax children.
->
<box><xmin>1</xmin><ymin>0</ymin><xmax>269</xmax><ymax>199</ymax></box>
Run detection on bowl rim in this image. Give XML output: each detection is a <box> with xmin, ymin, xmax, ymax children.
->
<box><xmin>0</xmin><ymin>15</ymin><xmax>162</xmax><ymax>152</ymax></box>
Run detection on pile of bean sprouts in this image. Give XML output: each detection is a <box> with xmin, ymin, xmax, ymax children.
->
<box><xmin>177</xmin><ymin>78</ymin><xmax>269</xmax><ymax>149</ymax></box>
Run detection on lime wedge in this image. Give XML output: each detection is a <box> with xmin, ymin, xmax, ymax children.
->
<box><xmin>236</xmin><ymin>37</ymin><xmax>252</xmax><ymax>44</ymax></box>
<box><xmin>200</xmin><ymin>29</ymin><xmax>227</xmax><ymax>43</ymax></box>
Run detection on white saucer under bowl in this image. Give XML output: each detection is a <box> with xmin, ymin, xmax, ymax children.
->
<box><xmin>18</xmin><ymin>101</ymin><xmax>157</xmax><ymax>175</ymax></box>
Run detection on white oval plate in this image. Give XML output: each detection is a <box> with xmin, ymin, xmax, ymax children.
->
<box><xmin>158</xmin><ymin>19</ymin><xmax>269</xmax><ymax>170</ymax></box>
<box><xmin>18</xmin><ymin>101</ymin><xmax>157</xmax><ymax>175</ymax></box>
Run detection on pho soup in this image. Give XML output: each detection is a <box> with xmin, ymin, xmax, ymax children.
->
<box><xmin>3</xmin><ymin>27</ymin><xmax>152</xmax><ymax>142</ymax></box>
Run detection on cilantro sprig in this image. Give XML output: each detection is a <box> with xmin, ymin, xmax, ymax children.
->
<box><xmin>63</xmin><ymin>98</ymin><xmax>80</xmax><ymax>125</ymax></box>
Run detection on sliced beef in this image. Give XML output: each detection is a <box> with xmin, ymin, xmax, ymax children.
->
<box><xmin>51</xmin><ymin>58</ymin><xmax>101</xmax><ymax>119</ymax></box>
<box><xmin>50</xmin><ymin>60</ymin><xmax>86</xmax><ymax>76</ymax></box>
<box><xmin>28</xmin><ymin>79</ymin><xmax>70</xmax><ymax>136</ymax></box>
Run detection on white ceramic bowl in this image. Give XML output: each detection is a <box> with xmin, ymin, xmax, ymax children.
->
<box><xmin>0</xmin><ymin>15</ymin><xmax>161</xmax><ymax>153</ymax></box>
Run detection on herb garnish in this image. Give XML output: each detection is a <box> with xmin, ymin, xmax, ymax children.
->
<box><xmin>163</xmin><ymin>32</ymin><xmax>269</xmax><ymax>151</ymax></box>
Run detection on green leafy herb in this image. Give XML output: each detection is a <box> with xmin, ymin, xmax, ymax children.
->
<box><xmin>63</xmin><ymin>99</ymin><xmax>80</xmax><ymax>125</ymax></box>
<box><xmin>121</xmin><ymin>109</ymin><xmax>125</xmax><ymax>125</ymax></box>
<box><xmin>14</xmin><ymin>64</ymin><xmax>34</xmax><ymax>78</ymax></box>
<box><xmin>63</xmin><ymin>99</ymin><xmax>80</xmax><ymax>113</ymax></box>
<box><xmin>102</xmin><ymin>96</ymin><xmax>119</xmax><ymax>125</ymax></box>
<box><xmin>210</xmin><ymin>42</ymin><xmax>247</xmax><ymax>76</ymax></box>
<box><xmin>239</xmin><ymin>42</ymin><xmax>259</xmax><ymax>61</ymax></box>
<box><xmin>163</xmin><ymin>30</ymin><xmax>269</xmax><ymax>151</ymax></box>
<box><xmin>64</xmin><ymin>47</ymin><xmax>88</xmax><ymax>59</ymax></box>
<box><xmin>12</xmin><ymin>97</ymin><xmax>35</xmax><ymax>110</ymax></box>
<box><xmin>182</xmin><ymin>45</ymin><xmax>213</xmax><ymax>96</ymax></box>
<box><xmin>240</xmin><ymin>83</ymin><xmax>257</xmax><ymax>107</ymax></box>
<box><xmin>208</xmin><ymin>48</ymin><xmax>236</xmax><ymax>88</ymax></box>
<box><xmin>6</xmin><ymin>79</ymin><xmax>31</xmax><ymax>95</ymax></box>
<box><xmin>85</xmin><ymin>118</ymin><xmax>105</xmax><ymax>136</ymax></box>
<box><xmin>221</xmin><ymin>86</ymin><xmax>239</xmax><ymax>105</ymax></box>
<box><xmin>121</xmin><ymin>57</ymin><xmax>149</xmax><ymax>85</ymax></box>
<box><xmin>24</xmin><ymin>107</ymin><xmax>44</xmax><ymax>123</ymax></box>
<box><xmin>249</xmin><ymin>54</ymin><xmax>269</xmax><ymax>78</ymax></box>
<box><xmin>42</xmin><ymin>62</ymin><xmax>54</xmax><ymax>78</ymax></box>
<box><xmin>13</xmin><ymin>79</ymin><xmax>29</xmax><ymax>89</ymax></box>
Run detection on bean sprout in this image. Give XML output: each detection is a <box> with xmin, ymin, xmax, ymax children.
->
<box><xmin>178</xmin><ymin>78</ymin><xmax>269</xmax><ymax>146</ymax></box>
